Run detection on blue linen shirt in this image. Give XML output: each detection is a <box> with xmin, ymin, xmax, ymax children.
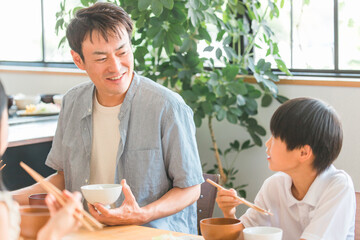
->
<box><xmin>45</xmin><ymin>72</ymin><xmax>204</xmax><ymax>234</ymax></box>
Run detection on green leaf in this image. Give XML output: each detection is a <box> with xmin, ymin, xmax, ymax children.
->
<box><xmin>229</xmin><ymin>107</ymin><xmax>243</xmax><ymax>117</ymax></box>
<box><xmin>138</xmin><ymin>0</ymin><xmax>152</xmax><ymax>11</ymax></box>
<box><xmin>204</xmin><ymin>46</ymin><xmax>214</xmax><ymax>52</ymax></box>
<box><xmin>275</xmin><ymin>59</ymin><xmax>291</xmax><ymax>75</ymax></box>
<box><xmin>236</xmin><ymin>95</ymin><xmax>246</xmax><ymax>106</ymax></box>
<box><xmin>198</xmin><ymin>27</ymin><xmax>211</xmax><ymax>42</ymax></box>
<box><xmin>228</xmin><ymin>82</ymin><xmax>247</xmax><ymax>95</ymax></box>
<box><xmin>201</xmin><ymin>101</ymin><xmax>213</xmax><ymax>114</ymax></box>
<box><xmin>261</xmin><ymin>94</ymin><xmax>272</xmax><ymax>107</ymax></box>
<box><xmin>250</xmin><ymin>132</ymin><xmax>262</xmax><ymax>146</ymax></box>
<box><xmin>216</xmin><ymin>85</ymin><xmax>226</xmax><ymax>97</ymax></box>
<box><xmin>167</xmin><ymin>31</ymin><xmax>182</xmax><ymax>46</ymax></box>
<box><xmin>182</xmin><ymin>90</ymin><xmax>198</xmax><ymax>102</ymax></box>
<box><xmin>226</xmin><ymin>111</ymin><xmax>238</xmax><ymax>124</ymax></box>
<box><xmin>81</xmin><ymin>0</ymin><xmax>90</xmax><ymax>7</ymax></box>
<box><xmin>151</xmin><ymin>0</ymin><xmax>164</xmax><ymax>16</ymax></box>
<box><xmin>164</xmin><ymin>35</ymin><xmax>174</xmax><ymax>56</ymax></box>
<box><xmin>245</xmin><ymin>98</ymin><xmax>258</xmax><ymax>111</ymax></box>
<box><xmin>160</xmin><ymin>0</ymin><xmax>174</xmax><ymax>9</ymax></box>
<box><xmin>194</xmin><ymin>111</ymin><xmax>202</xmax><ymax>127</ymax></box>
<box><xmin>223</xmin><ymin>65</ymin><xmax>239</xmax><ymax>81</ymax></box>
<box><xmin>172</xmin><ymin>6</ymin><xmax>186</xmax><ymax>23</ymax></box>
<box><xmin>189</xmin><ymin>0</ymin><xmax>200</xmax><ymax>9</ymax></box>
<box><xmin>216</xmin><ymin>108</ymin><xmax>226</xmax><ymax>121</ymax></box>
<box><xmin>276</xmin><ymin>95</ymin><xmax>289</xmax><ymax>104</ymax></box>
<box><xmin>216</xmin><ymin>48</ymin><xmax>222</xmax><ymax>59</ymax></box>
<box><xmin>57</xmin><ymin>36</ymin><xmax>67</xmax><ymax>49</ymax></box>
<box><xmin>254</xmin><ymin>125</ymin><xmax>266</xmax><ymax>136</ymax></box>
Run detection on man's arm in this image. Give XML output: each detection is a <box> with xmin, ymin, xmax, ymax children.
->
<box><xmin>11</xmin><ymin>171</ymin><xmax>65</xmax><ymax>205</ymax></box>
<box><xmin>88</xmin><ymin>179</ymin><xmax>201</xmax><ymax>225</ymax></box>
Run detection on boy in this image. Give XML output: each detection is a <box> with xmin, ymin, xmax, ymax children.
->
<box><xmin>217</xmin><ymin>97</ymin><xmax>356</xmax><ymax>239</ymax></box>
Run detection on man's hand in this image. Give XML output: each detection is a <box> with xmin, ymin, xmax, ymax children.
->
<box><xmin>216</xmin><ymin>188</ymin><xmax>243</xmax><ymax>219</ymax></box>
<box><xmin>88</xmin><ymin>179</ymin><xmax>149</xmax><ymax>225</ymax></box>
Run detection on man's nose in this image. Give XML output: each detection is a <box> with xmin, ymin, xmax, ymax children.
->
<box><xmin>107</xmin><ymin>56</ymin><xmax>121</xmax><ymax>73</ymax></box>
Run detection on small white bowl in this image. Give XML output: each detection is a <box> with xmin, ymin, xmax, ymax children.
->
<box><xmin>52</xmin><ymin>94</ymin><xmax>63</xmax><ymax>107</ymax></box>
<box><xmin>243</xmin><ymin>226</ymin><xmax>283</xmax><ymax>240</ymax></box>
<box><xmin>81</xmin><ymin>184</ymin><xmax>122</xmax><ymax>205</ymax></box>
<box><xmin>14</xmin><ymin>94</ymin><xmax>41</xmax><ymax>110</ymax></box>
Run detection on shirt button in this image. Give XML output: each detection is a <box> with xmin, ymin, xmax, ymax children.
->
<box><xmin>85</xmin><ymin>179</ymin><xmax>88</xmax><ymax>184</ymax></box>
<box><xmin>88</xmin><ymin>109</ymin><xmax>91</xmax><ymax>112</ymax></box>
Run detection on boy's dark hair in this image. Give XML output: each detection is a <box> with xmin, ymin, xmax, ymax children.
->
<box><xmin>66</xmin><ymin>2</ymin><xmax>133</xmax><ymax>61</ymax></box>
<box><xmin>270</xmin><ymin>97</ymin><xmax>343</xmax><ymax>174</ymax></box>
<box><xmin>0</xmin><ymin>81</ymin><xmax>8</xmax><ymax>190</ymax></box>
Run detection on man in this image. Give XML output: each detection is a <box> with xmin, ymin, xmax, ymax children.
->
<box><xmin>13</xmin><ymin>2</ymin><xmax>204</xmax><ymax>234</ymax></box>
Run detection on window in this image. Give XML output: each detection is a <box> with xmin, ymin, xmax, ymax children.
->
<box><xmin>255</xmin><ymin>0</ymin><xmax>360</xmax><ymax>76</ymax></box>
<box><xmin>0</xmin><ymin>0</ymin><xmax>75</xmax><ymax>65</ymax></box>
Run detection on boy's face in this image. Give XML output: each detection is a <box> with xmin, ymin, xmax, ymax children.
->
<box><xmin>265</xmin><ymin>136</ymin><xmax>302</xmax><ymax>173</ymax></box>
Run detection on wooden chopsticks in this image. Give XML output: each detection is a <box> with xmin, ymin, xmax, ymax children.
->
<box><xmin>206</xmin><ymin>178</ymin><xmax>273</xmax><ymax>216</ymax></box>
<box><xmin>0</xmin><ymin>160</ymin><xmax>5</xmax><ymax>171</ymax></box>
<box><xmin>20</xmin><ymin>161</ymin><xmax>103</xmax><ymax>231</ymax></box>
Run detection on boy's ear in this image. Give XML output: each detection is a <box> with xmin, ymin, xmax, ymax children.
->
<box><xmin>71</xmin><ymin>50</ymin><xmax>85</xmax><ymax>70</ymax></box>
<box><xmin>299</xmin><ymin>145</ymin><xmax>314</xmax><ymax>163</ymax></box>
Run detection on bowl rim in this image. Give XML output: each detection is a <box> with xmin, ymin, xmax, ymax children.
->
<box><xmin>81</xmin><ymin>183</ymin><xmax>122</xmax><ymax>190</ymax></box>
<box><xmin>242</xmin><ymin>226</ymin><xmax>283</xmax><ymax>235</ymax></box>
<box><xmin>28</xmin><ymin>193</ymin><xmax>48</xmax><ymax>200</ymax></box>
<box><xmin>200</xmin><ymin>217</ymin><xmax>242</xmax><ymax>226</ymax></box>
<box><xmin>20</xmin><ymin>205</ymin><xmax>50</xmax><ymax>216</ymax></box>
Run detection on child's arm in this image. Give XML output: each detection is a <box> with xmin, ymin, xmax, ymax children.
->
<box><xmin>0</xmin><ymin>202</ymin><xmax>9</xmax><ymax>239</ymax></box>
<box><xmin>216</xmin><ymin>188</ymin><xmax>243</xmax><ymax>218</ymax></box>
<box><xmin>37</xmin><ymin>190</ymin><xmax>83</xmax><ymax>240</ymax></box>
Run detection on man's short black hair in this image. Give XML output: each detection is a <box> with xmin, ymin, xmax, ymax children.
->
<box><xmin>66</xmin><ymin>2</ymin><xmax>133</xmax><ymax>61</ymax></box>
<box><xmin>270</xmin><ymin>97</ymin><xmax>343</xmax><ymax>174</ymax></box>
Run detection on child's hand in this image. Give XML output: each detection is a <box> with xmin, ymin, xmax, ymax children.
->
<box><xmin>37</xmin><ymin>190</ymin><xmax>83</xmax><ymax>240</ymax></box>
<box><xmin>216</xmin><ymin>188</ymin><xmax>243</xmax><ymax>219</ymax></box>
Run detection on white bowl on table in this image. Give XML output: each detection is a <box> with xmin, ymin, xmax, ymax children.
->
<box><xmin>52</xmin><ymin>94</ymin><xmax>63</xmax><ymax>107</ymax></box>
<box><xmin>81</xmin><ymin>184</ymin><xmax>122</xmax><ymax>206</ymax></box>
<box><xmin>14</xmin><ymin>94</ymin><xmax>41</xmax><ymax>110</ymax></box>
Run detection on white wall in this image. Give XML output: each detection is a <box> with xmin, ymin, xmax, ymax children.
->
<box><xmin>1</xmin><ymin>71</ymin><xmax>359</xmax><ymax>217</ymax></box>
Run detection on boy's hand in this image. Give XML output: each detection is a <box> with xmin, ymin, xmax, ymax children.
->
<box><xmin>216</xmin><ymin>188</ymin><xmax>243</xmax><ymax>218</ymax></box>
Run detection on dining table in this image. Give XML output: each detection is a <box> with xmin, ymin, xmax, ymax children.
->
<box><xmin>62</xmin><ymin>225</ymin><xmax>204</xmax><ymax>240</ymax></box>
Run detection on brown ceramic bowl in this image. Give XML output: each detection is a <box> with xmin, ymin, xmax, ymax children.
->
<box><xmin>19</xmin><ymin>205</ymin><xmax>50</xmax><ymax>239</ymax></box>
<box><xmin>200</xmin><ymin>218</ymin><xmax>242</xmax><ymax>240</ymax></box>
<box><xmin>29</xmin><ymin>193</ymin><xmax>48</xmax><ymax>206</ymax></box>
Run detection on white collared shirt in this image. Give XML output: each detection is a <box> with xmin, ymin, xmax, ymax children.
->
<box><xmin>240</xmin><ymin>165</ymin><xmax>356</xmax><ymax>240</ymax></box>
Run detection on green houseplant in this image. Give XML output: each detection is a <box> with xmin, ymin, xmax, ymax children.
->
<box><xmin>56</xmin><ymin>0</ymin><xmax>289</xmax><ymax>197</ymax></box>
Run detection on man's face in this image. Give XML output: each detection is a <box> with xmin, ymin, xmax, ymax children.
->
<box><xmin>72</xmin><ymin>27</ymin><xmax>134</xmax><ymax>106</ymax></box>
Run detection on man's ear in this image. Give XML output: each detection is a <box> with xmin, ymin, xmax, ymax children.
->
<box><xmin>299</xmin><ymin>145</ymin><xmax>314</xmax><ymax>163</ymax></box>
<box><xmin>71</xmin><ymin>50</ymin><xmax>85</xmax><ymax>70</ymax></box>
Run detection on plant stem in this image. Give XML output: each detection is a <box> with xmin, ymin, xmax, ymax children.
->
<box><xmin>208</xmin><ymin>116</ymin><xmax>227</xmax><ymax>184</ymax></box>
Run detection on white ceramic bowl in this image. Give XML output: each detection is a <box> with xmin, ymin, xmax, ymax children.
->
<box><xmin>14</xmin><ymin>94</ymin><xmax>41</xmax><ymax>110</ymax></box>
<box><xmin>243</xmin><ymin>226</ymin><xmax>283</xmax><ymax>240</ymax></box>
<box><xmin>81</xmin><ymin>184</ymin><xmax>122</xmax><ymax>205</ymax></box>
<box><xmin>52</xmin><ymin>94</ymin><xmax>63</xmax><ymax>107</ymax></box>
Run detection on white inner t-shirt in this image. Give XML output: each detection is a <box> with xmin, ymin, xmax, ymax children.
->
<box><xmin>90</xmin><ymin>93</ymin><xmax>121</xmax><ymax>184</ymax></box>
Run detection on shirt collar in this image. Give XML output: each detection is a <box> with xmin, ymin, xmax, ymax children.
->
<box><xmin>285</xmin><ymin>165</ymin><xmax>335</xmax><ymax>207</ymax></box>
<box><xmin>80</xmin><ymin>72</ymin><xmax>139</xmax><ymax>119</ymax></box>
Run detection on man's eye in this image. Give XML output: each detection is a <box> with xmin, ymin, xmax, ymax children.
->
<box><xmin>119</xmin><ymin>51</ymin><xmax>126</xmax><ymax>56</ymax></box>
<box><xmin>96</xmin><ymin>58</ymin><xmax>106</xmax><ymax>62</ymax></box>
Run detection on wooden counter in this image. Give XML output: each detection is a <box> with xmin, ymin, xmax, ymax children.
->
<box><xmin>8</xmin><ymin>115</ymin><xmax>57</xmax><ymax>147</ymax></box>
<box><xmin>63</xmin><ymin>225</ymin><xmax>203</xmax><ymax>240</ymax></box>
